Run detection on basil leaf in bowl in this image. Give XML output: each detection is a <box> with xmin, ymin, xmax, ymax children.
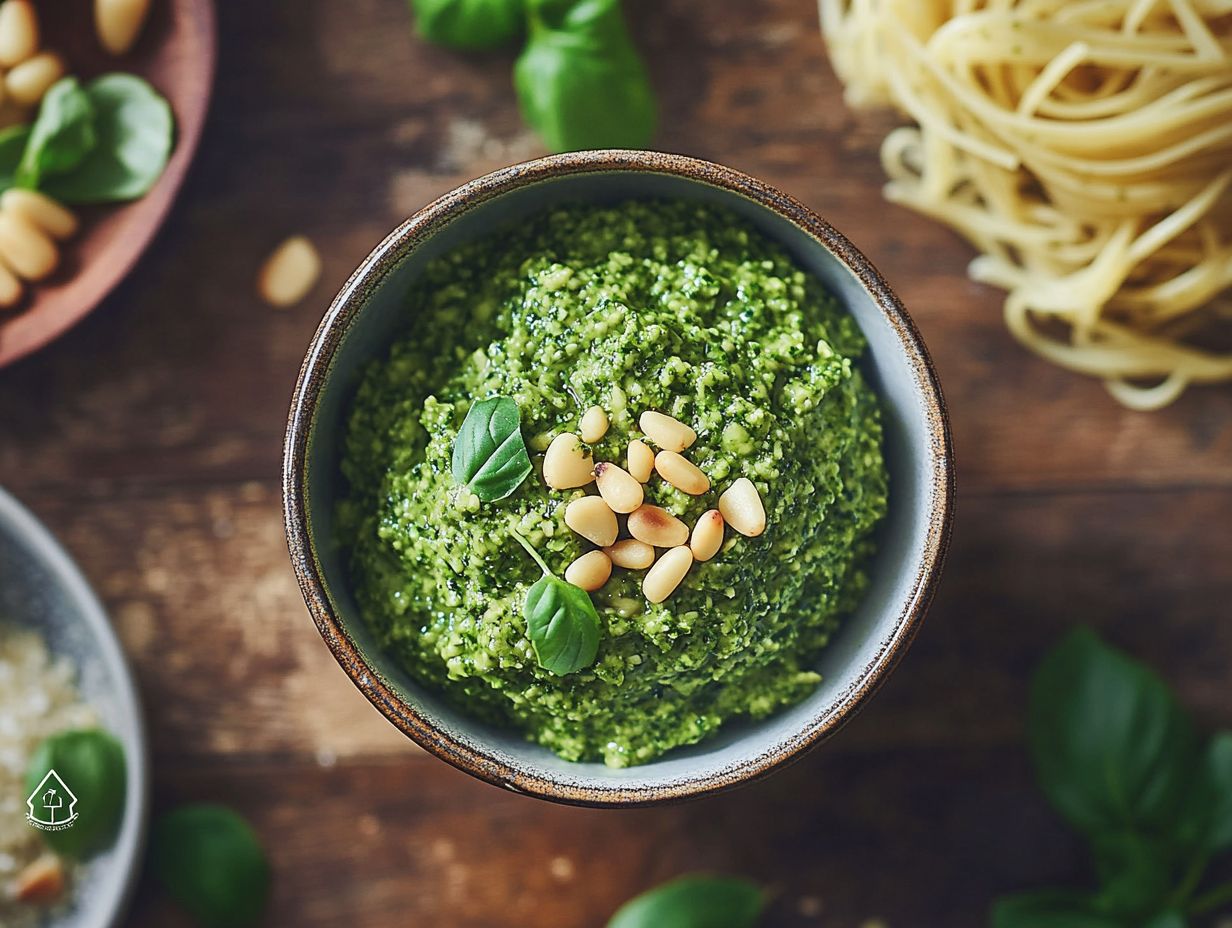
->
<box><xmin>25</xmin><ymin>728</ymin><xmax>126</xmax><ymax>858</ymax></box>
<box><xmin>451</xmin><ymin>395</ymin><xmax>533</xmax><ymax>501</ymax></box>
<box><xmin>410</xmin><ymin>0</ymin><xmax>524</xmax><ymax>49</ymax></box>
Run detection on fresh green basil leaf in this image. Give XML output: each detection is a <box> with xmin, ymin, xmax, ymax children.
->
<box><xmin>152</xmin><ymin>804</ymin><xmax>270</xmax><ymax>928</ymax></box>
<box><xmin>410</xmin><ymin>0</ymin><xmax>523</xmax><ymax>49</ymax></box>
<box><xmin>991</xmin><ymin>891</ymin><xmax>1124</xmax><ymax>928</ymax></box>
<box><xmin>45</xmin><ymin>74</ymin><xmax>173</xmax><ymax>204</ymax></box>
<box><xmin>607</xmin><ymin>875</ymin><xmax>764</xmax><ymax>928</ymax></box>
<box><xmin>514</xmin><ymin>0</ymin><xmax>656</xmax><ymax>152</ymax></box>
<box><xmin>526</xmin><ymin>573</ymin><xmax>600</xmax><ymax>675</ymax></box>
<box><xmin>16</xmin><ymin>77</ymin><xmax>96</xmax><ymax>189</ymax></box>
<box><xmin>451</xmin><ymin>395</ymin><xmax>532</xmax><ymax>501</ymax></box>
<box><xmin>1029</xmin><ymin>628</ymin><xmax>1198</xmax><ymax>837</ymax></box>
<box><xmin>1171</xmin><ymin>731</ymin><xmax>1232</xmax><ymax>861</ymax></box>
<box><xmin>1090</xmin><ymin>831</ymin><xmax>1174</xmax><ymax>919</ymax></box>
<box><xmin>0</xmin><ymin>125</ymin><xmax>31</xmax><ymax>191</ymax></box>
<box><xmin>25</xmin><ymin>728</ymin><xmax>126</xmax><ymax>858</ymax></box>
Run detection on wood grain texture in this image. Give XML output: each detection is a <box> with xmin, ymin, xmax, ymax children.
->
<box><xmin>0</xmin><ymin>0</ymin><xmax>1229</xmax><ymax>925</ymax></box>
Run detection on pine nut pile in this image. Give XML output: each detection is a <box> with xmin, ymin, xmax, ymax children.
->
<box><xmin>545</xmin><ymin>406</ymin><xmax>766</xmax><ymax>605</ymax></box>
<box><xmin>0</xmin><ymin>0</ymin><xmax>151</xmax><ymax>311</ymax></box>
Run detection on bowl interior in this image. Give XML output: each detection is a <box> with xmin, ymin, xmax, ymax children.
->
<box><xmin>298</xmin><ymin>167</ymin><xmax>948</xmax><ymax>798</ymax></box>
<box><xmin>0</xmin><ymin>488</ymin><xmax>147</xmax><ymax>927</ymax></box>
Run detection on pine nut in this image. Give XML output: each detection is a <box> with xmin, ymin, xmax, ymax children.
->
<box><xmin>643</xmin><ymin>545</ymin><xmax>692</xmax><ymax>604</ymax></box>
<box><xmin>719</xmin><ymin>477</ymin><xmax>766</xmax><ymax>537</ymax></box>
<box><xmin>0</xmin><ymin>211</ymin><xmax>56</xmax><ymax>280</ymax></box>
<box><xmin>564</xmin><ymin>496</ymin><xmax>618</xmax><ymax>547</ymax></box>
<box><xmin>627</xmin><ymin>505</ymin><xmax>689</xmax><ymax>548</ymax></box>
<box><xmin>6</xmin><ymin>51</ymin><xmax>65</xmax><ymax>107</ymax></box>
<box><xmin>603</xmin><ymin>538</ymin><xmax>655</xmax><ymax>570</ymax></box>
<box><xmin>654</xmin><ymin>450</ymin><xmax>710</xmax><ymax>495</ymax></box>
<box><xmin>13</xmin><ymin>854</ymin><xmax>64</xmax><ymax>904</ymax></box>
<box><xmin>690</xmin><ymin>509</ymin><xmax>725</xmax><ymax>561</ymax></box>
<box><xmin>594</xmin><ymin>461</ymin><xmax>643</xmax><ymax>513</ymax></box>
<box><xmin>639</xmin><ymin>410</ymin><xmax>696</xmax><ymax>452</ymax></box>
<box><xmin>543</xmin><ymin>433</ymin><xmax>595</xmax><ymax>489</ymax></box>
<box><xmin>579</xmin><ymin>405</ymin><xmax>608</xmax><ymax>443</ymax></box>
<box><xmin>0</xmin><ymin>0</ymin><xmax>39</xmax><ymax>68</ymax></box>
<box><xmin>0</xmin><ymin>259</ymin><xmax>22</xmax><ymax>308</ymax></box>
<box><xmin>1</xmin><ymin>189</ymin><xmax>77</xmax><ymax>240</ymax></box>
<box><xmin>95</xmin><ymin>0</ymin><xmax>152</xmax><ymax>56</ymax></box>
<box><xmin>627</xmin><ymin>439</ymin><xmax>654</xmax><ymax>483</ymax></box>
<box><xmin>257</xmin><ymin>235</ymin><xmax>321</xmax><ymax>308</ymax></box>
<box><xmin>565</xmin><ymin>550</ymin><xmax>611</xmax><ymax>592</ymax></box>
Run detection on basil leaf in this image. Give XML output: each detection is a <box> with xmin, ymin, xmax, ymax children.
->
<box><xmin>45</xmin><ymin>74</ymin><xmax>174</xmax><ymax>204</ymax></box>
<box><xmin>1029</xmin><ymin>628</ymin><xmax>1198</xmax><ymax>837</ymax></box>
<box><xmin>410</xmin><ymin>0</ymin><xmax>523</xmax><ymax>49</ymax></box>
<box><xmin>526</xmin><ymin>573</ymin><xmax>600</xmax><ymax>675</ymax></box>
<box><xmin>25</xmin><ymin>728</ymin><xmax>126</xmax><ymax>858</ymax></box>
<box><xmin>16</xmin><ymin>77</ymin><xmax>96</xmax><ymax>189</ymax></box>
<box><xmin>514</xmin><ymin>0</ymin><xmax>656</xmax><ymax>152</ymax></box>
<box><xmin>1090</xmin><ymin>831</ymin><xmax>1173</xmax><ymax>919</ymax></box>
<box><xmin>992</xmin><ymin>891</ymin><xmax>1126</xmax><ymax>928</ymax></box>
<box><xmin>451</xmin><ymin>395</ymin><xmax>532</xmax><ymax>501</ymax></box>
<box><xmin>152</xmin><ymin>804</ymin><xmax>270</xmax><ymax>928</ymax></box>
<box><xmin>0</xmin><ymin>125</ymin><xmax>31</xmax><ymax>191</ymax></box>
<box><xmin>1175</xmin><ymin>732</ymin><xmax>1232</xmax><ymax>854</ymax></box>
<box><xmin>607</xmin><ymin>875</ymin><xmax>763</xmax><ymax>928</ymax></box>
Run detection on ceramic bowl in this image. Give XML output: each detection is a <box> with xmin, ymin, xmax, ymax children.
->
<box><xmin>283</xmin><ymin>150</ymin><xmax>953</xmax><ymax>806</ymax></box>
<box><xmin>0</xmin><ymin>486</ymin><xmax>148</xmax><ymax>926</ymax></box>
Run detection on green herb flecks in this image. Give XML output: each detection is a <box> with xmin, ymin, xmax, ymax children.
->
<box><xmin>512</xmin><ymin>528</ymin><xmax>600</xmax><ymax>676</ymax></box>
<box><xmin>451</xmin><ymin>395</ymin><xmax>533</xmax><ymax>501</ymax></box>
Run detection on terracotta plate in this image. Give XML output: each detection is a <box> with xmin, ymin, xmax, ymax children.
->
<box><xmin>0</xmin><ymin>0</ymin><xmax>216</xmax><ymax>367</ymax></box>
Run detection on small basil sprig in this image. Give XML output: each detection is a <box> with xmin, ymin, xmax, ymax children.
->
<box><xmin>451</xmin><ymin>396</ymin><xmax>533</xmax><ymax>501</ymax></box>
<box><xmin>514</xmin><ymin>0</ymin><xmax>656</xmax><ymax>152</ymax></box>
<box><xmin>152</xmin><ymin>804</ymin><xmax>270</xmax><ymax>928</ymax></box>
<box><xmin>17</xmin><ymin>77</ymin><xmax>95</xmax><ymax>188</ymax></box>
<box><xmin>409</xmin><ymin>0</ymin><xmax>523</xmax><ymax>49</ymax></box>
<box><xmin>25</xmin><ymin>728</ymin><xmax>126</xmax><ymax>858</ymax></box>
<box><xmin>992</xmin><ymin>628</ymin><xmax>1232</xmax><ymax>928</ymax></box>
<box><xmin>607</xmin><ymin>874</ymin><xmax>764</xmax><ymax>928</ymax></box>
<box><xmin>512</xmin><ymin>529</ymin><xmax>600</xmax><ymax>675</ymax></box>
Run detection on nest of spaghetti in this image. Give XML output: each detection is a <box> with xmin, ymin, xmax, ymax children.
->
<box><xmin>823</xmin><ymin>0</ymin><xmax>1232</xmax><ymax>409</ymax></box>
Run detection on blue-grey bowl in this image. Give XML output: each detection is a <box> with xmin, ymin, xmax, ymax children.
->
<box><xmin>0</xmin><ymin>486</ymin><xmax>148</xmax><ymax>925</ymax></box>
<box><xmin>284</xmin><ymin>150</ymin><xmax>954</xmax><ymax>806</ymax></box>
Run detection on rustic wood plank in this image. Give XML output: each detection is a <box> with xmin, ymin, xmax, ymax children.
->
<box><xmin>125</xmin><ymin>748</ymin><xmax>1081</xmax><ymax>928</ymax></box>
<box><xmin>0</xmin><ymin>0</ymin><xmax>1229</xmax><ymax>498</ymax></box>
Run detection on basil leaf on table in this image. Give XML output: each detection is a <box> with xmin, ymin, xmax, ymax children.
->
<box><xmin>16</xmin><ymin>77</ymin><xmax>96</xmax><ymax>189</ymax></box>
<box><xmin>991</xmin><ymin>891</ymin><xmax>1126</xmax><ymax>928</ymax></box>
<box><xmin>607</xmin><ymin>874</ymin><xmax>764</xmax><ymax>928</ymax></box>
<box><xmin>451</xmin><ymin>395</ymin><xmax>533</xmax><ymax>501</ymax></box>
<box><xmin>1089</xmin><ymin>830</ymin><xmax>1174</xmax><ymax>918</ymax></box>
<box><xmin>410</xmin><ymin>0</ymin><xmax>523</xmax><ymax>49</ymax></box>
<box><xmin>0</xmin><ymin>125</ymin><xmax>31</xmax><ymax>190</ymax></box>
<box><xmin>152</xmin><ymin>804</ymin><xmax>270</xmax><ymax>928</ymax></box>
<box><xmin>1175</xmin><ymin>731</ymin><xmax>1232</xmax><ymax>855</ymax></box>
<box><xmin>45</xmin><ymin>74</ymin><xmax>174</xmax><ymax>204</ymax></box>
<box><xmin>1029</xmin><ymin>627</ymin><xmax>1198</xmax><ymax>837</ymax></box>
<box><xmin>512</xmin><ymin>530</ymin><xmax>600</xmax><ymax>675</ymax></box>
<box><xmin>515</xmin><ymin>0</ymin><xmax>656</xmax><ymax>152</ymax></box>
<box><xmin>25</xmin><ymin>728</ymin><xmax>126</xmax><ymax>858</ymax></box>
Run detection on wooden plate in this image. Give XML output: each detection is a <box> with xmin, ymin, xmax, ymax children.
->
<box><xmin>0</xmin><ymin>0</ymin><xmax>216</xmax><ymax>368</ymax></box>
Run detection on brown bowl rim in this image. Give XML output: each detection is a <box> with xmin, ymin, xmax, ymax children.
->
<box><xmin>282</xmin><ymin>149</ymin><xmax>954</xmax><ymax>807</ymax></box>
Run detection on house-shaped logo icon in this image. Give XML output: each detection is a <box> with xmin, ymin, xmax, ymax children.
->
<box><xmin>26</xmin><ymin>769</ymin><xmax>78</xmax><ymax>831</ymax></box>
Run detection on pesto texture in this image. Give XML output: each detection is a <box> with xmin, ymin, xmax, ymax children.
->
<box><xmin>339</xmin><ymin>201</ymin><xmax>888</xmax><ymax>767</ymax></box>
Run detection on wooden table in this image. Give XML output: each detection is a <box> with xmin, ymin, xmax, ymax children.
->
<box><xmin>2</xmin><ymin>1</ymin><xmax>1230</xmax><ymax>925</ymax></box>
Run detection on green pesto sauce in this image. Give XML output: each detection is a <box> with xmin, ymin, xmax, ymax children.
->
<box><xmin>339</xmin><ymin>200</ymin><xmax>888</xmax><ymax>767</ymax></box>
